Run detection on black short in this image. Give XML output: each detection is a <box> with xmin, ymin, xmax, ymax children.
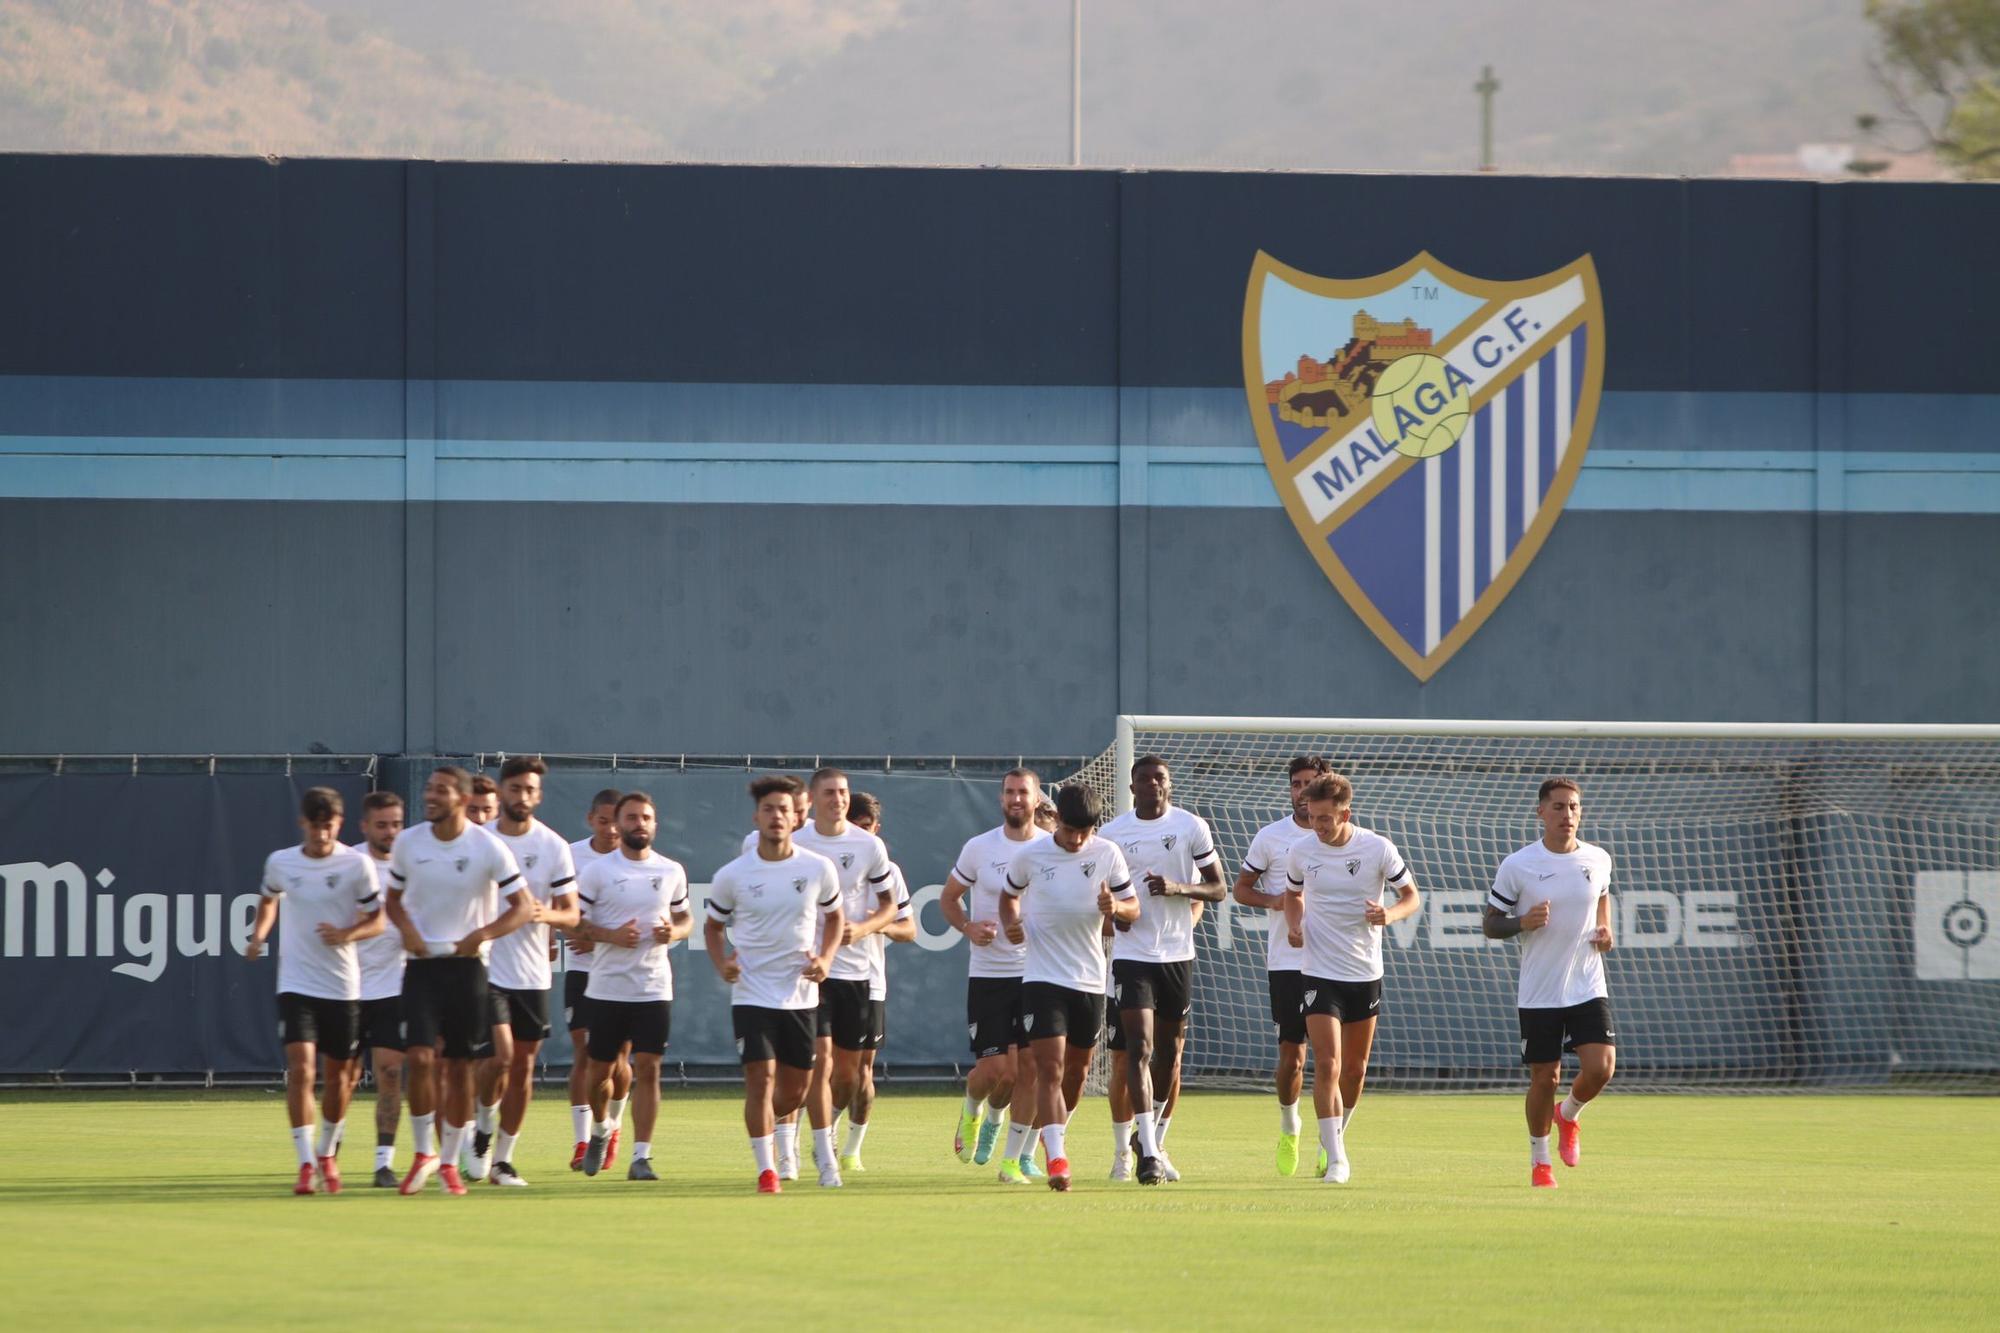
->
<box><xmin>400</xmin><ymin>957</ymin><xmax>490</xmax><ymax>1060</ymax></box>
<box><xmin>817</xmin><ymin>978</ymin><xmax>874</xmax><ymax>1051</ymax></box>
<box><xmin>490</xmin><ymin>984</ymin><xmax>552</xmax><ymax>1043</ymax></box>
<box><xmin>1019</xmin><ymin>981</ymin><xmax>1103</xmax><ymax>1049</ymax></box>
<box><xmin>563</xmin><ymin>970</ymin><xmax>591</xmax><ymax>1031</ymax></box>
<box><xmin>587</xmin><ymin>998</ymin><xmax>671</xmax><ymax>1061</ymax></box>
<box><xmin>1301</xmin><ymin>976</ymin><xmax>1383</xmax><ymax>1025</ymax></box>
<box><xmin>1519</xmin><ymin>997</ymin><xmax>1617</xmax><ymax>1065</ymax></box>
<box><xmin>1112</xmin><ymin>958</ymin><xmax>1192</xmax><ymax>1016</ymax></box>
<box><xmin>734</xmin><ymin>1005</ymin><xmax>817</xmax><ymax>1070</ymax></box>
<box><xmin>1268</xmin><ymin>970</ymin><xmax>1307</xmax><ymax>1046</ymax></box>
<box><xmin>356</xmin><ymin>996</ymin><xmax>405</xmax><ymax>1053</ymax></box>
<box><xmin>966</xmin><ymin>977</ymin><xmax>1025</xmax><ymax>1059</ymax></box>
<box><xmin>866</xmin><ymin>998</ymin><xmax>887</xmax><ymax>1049</ymax></box>
<box><xmin>277</xmin><ymin>992</ymin><xmax>359</xmax><ymax>1059</ymax></box>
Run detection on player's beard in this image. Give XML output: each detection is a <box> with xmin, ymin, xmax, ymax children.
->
<box><xmin>621</xmin><ymin>830</ymin><xmax>651</xmax><ymax>851</ymax></box>
<box><xmin>505</xmin><ymin>802</ymin><xmax>532</xmax><ymax>823</ymax></box>
<box><xmin>1003</xmin><ymin>810</ymin><xmax>1030</xmax><ymax>831</ymax></box>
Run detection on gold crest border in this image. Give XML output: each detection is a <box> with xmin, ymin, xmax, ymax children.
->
<box><xmin>1241</xmin><ymin>250</ymin><xmax>1606</xmax><ymax>682</ymax></box>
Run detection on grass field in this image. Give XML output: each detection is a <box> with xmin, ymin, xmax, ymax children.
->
<box><xmin>1</xmin><ymin>1088</ymin><xmax>1994</xmax><ymax>1329</ymax></box>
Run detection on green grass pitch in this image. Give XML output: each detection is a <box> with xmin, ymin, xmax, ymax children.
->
<box><xmin>1</xmin><ymin>1089</ymin><xmax>1993</xmax><ymax>1328</ymax></box>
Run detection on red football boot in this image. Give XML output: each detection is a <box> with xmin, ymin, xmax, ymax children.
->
<box><xmin>1531</xmin><ymin>1162</ymin><xmax>1558</xmax><ymax>1189</ymax></box>
<box><xmin>757</xmin><ymin>1169</ymin><xmax>782</xmax><ymax>1194</ymax></box>
<box><xmin>317</xmin><ymin>1155</ymin><xmax>342</xmax><ymax>1195</ymax></box>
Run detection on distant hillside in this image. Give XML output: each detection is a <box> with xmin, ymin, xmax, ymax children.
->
<box><xmin>0</xmin><ymin>0</ymin><xmax>1889</xmax><ymax>174</ymax></box>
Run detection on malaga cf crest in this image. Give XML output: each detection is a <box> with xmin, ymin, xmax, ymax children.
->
<box><xmin>1242</xmin><ymin>251</ymin><xmax>1604</xmax><ymax>680</ymax></box>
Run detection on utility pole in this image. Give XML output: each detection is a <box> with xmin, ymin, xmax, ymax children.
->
<box><xmin>1070</xmin><ymin>0</ymin><xmax>1083</xmax><ymax>167</ymax></box>
<box><xmin>1475</xmin><ymin>64</ymin><xmax>1500</xmax><ymax>171</ymax></box>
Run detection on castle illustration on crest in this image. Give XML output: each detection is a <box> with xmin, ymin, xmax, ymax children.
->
<box><xmin>1264</xmin><ymin>310</ymin><xmax>1434</xmax><ymax>428</ymax></box>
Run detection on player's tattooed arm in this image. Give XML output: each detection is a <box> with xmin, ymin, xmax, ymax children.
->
<box><xmin>1483</xmin><ymin>900</ymin><xmax>1550</xmax><ymax>939</ymax></box>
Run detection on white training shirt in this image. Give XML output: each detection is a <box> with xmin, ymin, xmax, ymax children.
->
<box><xmin>866</xmin><ymin>863</ymin><xmax>914</xmax><ymax>1002</ymax></box>
<box><xmin>577</xmin><ymin>849</ymin><xmax>691</xmax><ymax>1003</ymax></box>
<box><xmin>1101</xmin><ymin>805</ymin><xmax>1218</xmax><ymax>964</ymax></box>
<box><xmin>791</xmin><ymin>821</ymin><xmax>895</xmax><ymax>982</ymax></box>
<box><xmin>488</xmin><ymin>820</ymin><xmax>579</xmax><ymax>992</ymax></box>
<box><xmin>706</xmin><ymin>844</ymin><xmax>841</xmax><ymax>1011</ymax></box>
<box><xmin>1488</xmin><ymin>839</ymin><xmax>1614</xmax><ymax>1009</ymax></box>
<box><xmin>1243</xmin><ymin>815</ymin><xmax>1317</xmax><ymax>972</ymax></box>
<box><xmin>260</xmin><ymin>843</ymin><xmax>381</xmax><ymax>1001</ymax></box>
<box><xmin>1284</xmin><ymin>826</ymin><xmax>1411</xmax><ymax>983</ymax></box>
<box><xmin>387</xmin><ymin>820</ymin><xmax>523</xmax><ymax>960</ymax></box>
<box><xmin>1004</xmin><ymin>835</ymin><xmax>1135</xmax><ymax>994</ymax></box>
<box><xmin>563</xmin><ymin>837</ymin><xmax>617</xmax><ymax>973</ymax></box>
<box><xmin>951</xmin><ymin>824</ymin><xmax>1049</xmax><ymax>978</ymax></box>
<box><xmin>350</xmin><ymin>847</ymin><xmax>406</xmax><ymax>1001</ymax></box>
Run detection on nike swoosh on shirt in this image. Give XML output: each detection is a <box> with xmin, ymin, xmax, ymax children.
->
<box><xmin>1538</xmin><ymin>872</ymin><xmax>1555</xmax><ymax>879</ymax></box>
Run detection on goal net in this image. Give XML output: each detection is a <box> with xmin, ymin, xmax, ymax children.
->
<box><xmin>1066</xmin><ymin>717</ymin><xmax>2000</xmax><ymax>1092</ymax></box>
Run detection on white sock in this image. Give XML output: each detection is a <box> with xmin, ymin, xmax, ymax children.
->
<box><xmin>1341</xmin><ymin>1104</ymin><xmax>1358</xmax><ymax>1131</ymax></box>
<box><xmin>593</xmin><ymin>1119</ymin><xmax>612</xmax><ymax>1140</ymax></box>
<box><xmin>843</xmin><ymin>1121</ymin><xmax>869</xmax><ymax>1158</ymax></box>
<box><xmin>1157</xmin><ymin>1116</ymin><xmax>1173</xmax><ymax>1147</ymax></box>
<box><xmin>328</xmin><ymin>1120</ymin><xmax>346</xmax><ymax>1156</ymax></box>
<box><xmin>812</xmin><ymin>1127</ymin><xmax>836</xmax><ymax>1168</ymax></box>
<box><xmin>315</xmin><ymin>1119</ymin><xmax>343</xmax><ymax>1158</ymax></box>
<box><xmin>1039</xmin><ymin>1123</ymin><xmax>1066</xmax><ymax>1163</ymax></box>
<box><xmin>1004</xmin><ymin>1121</ymin><xmax>1032</xmax><ymax>1161</ymax></box>
<box><xmin>607</xmin><ymin>1096</ymin><xmax>628</xmax><ymax>1129</ymax></box>
<box><xmin>495</xmin><ymin>1130</ymin><xmax>519</xmax><ymax>1165</ymax></box>
<box><xmin>1112</xmin><ymin>1119</ymin><xmax>1134</xmax><ymax>1159</ymax></box>
<box><xmin>290</xmin><ymin>1125</ymin><xmax>314</xmax><ymax>1167</ymax></box>
<box><xmin>1560</xmin><ymin>1094</ymin><xmax>1586</xmax><ymax>1121</ymax></box>
<box><xmin>1134</xmin><ymin>1111</ymin><xmax>1160</xmax><ymax>1159</ymax></box>
<box><xmin>1279</xmin><ymin>1101</ymin><xmax>1302</xmax><ymax>1135</ymax></box>
<box><xmin>775</xmin><ymin>1120</ymin><xmax>799</xmax><ymax>1161</ymax></box>
<box><xmin>411</xmin><ymin>1112</ymin><xmax>436</xmax><ymax>1157</ymax></box>
<box><xmin>442</xmin><ymin>1122</ymin><xmax>467</xmax><ymax>1166</ymax></box>
<box><xmin>1316</xmin><ymin>1116</ymin><xmax>1339</xmax><ymax>1172</ymax></box>
<box><xmin>1330</xmin><ymin>1116</ymin><xmax>1347</xmax><ymax>1165</ymax></box>
<box><xmin>1530</xmin><ymin>1134</ymin><xmax>1552</xmax><ymax>1166</ymax></box>
<box><xmin>962</xmin><ymin>1092</ymin><xmax>983</xmax><ymax>1118</ymax></box>
<box><xmin>752</xmin><ymin>1133</ymin><xmax>775</xmax><ymax>1173</ymax></box>
<box><xmin>569</xmin><ymin>1104</ymin><xmax>591</xmax><ymax>1143</ymax></box>
<box><xmin>475</xmin><ymin>1101</ymin><xmax>499</xmax><ymax>1136</ymax></box>
<box><xmin>982</xmin><ymin>1102</ymin><xmax>1008</xmax><ymax>1130</ymax></box>
<box><xmin>375</xmin><ymin>1144</ymin><xmax>395</xmax><ymax>1171</ymax></box>
<box><xmin>633</xmin><ymin>1141</ymin><xmax>652</xmax><ymax>1161</ymax></box>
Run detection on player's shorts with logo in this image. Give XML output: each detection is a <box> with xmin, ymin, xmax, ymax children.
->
<box><xmin>1518</xmin><ymin>997</ymin><xmax>1616</xmax><ymax>1064</ymax></box>
<box><xmin>816</xmin><ymin>978</ymin><xmax>874</xmax><ymax>1051</ymax></box>
<box><xmin>1020</xmin><ymin>981</ymin><xmax>1104</xmax><ymax>1048</ymax></box>
<box><xmin>400</xmin><ymin>957</ymin><xmax>491</xmax><ymax>1059</ymax></box>
<box><xmin>489</xmin><ymin>984</ymin><xmax>552</xmax><ymax>1042</ymax></box>
<box><xmin>355</xmin><ymin>995</ymin><xmax>404</xmax><ymax>1052</ymax></box>
<box><xmin>1267</xmin><ymin>969</ymin><xmax>1308</xmax><ymax>1045</ymax></box>
<box><xmin>587</xmin><ymin>999</ymin><xmax>671</xmax><ymax>1061</ymax></box>
<box><xmin>734</xmin><ymin>1005</ymin><xmax>817</xmax><ymax>1070</ymax></box>
<box><xmin>277</xmin><ymin>992</ymin><xmax>360</xmax><ymax>1058</ymax></box>
<box><xmin>563</xmin><ymin>970</ymin><xmax>592</xmax><ymax>1031</ymax></box>
<box><xmin>1104</xmin><ymin>959</ymin><xmax>1193</xmax><ymax>1053</ymax></box>
<box><xmin>965</xmin><ymin>976</ymin><xmax>1026</xmax><ymax>1058</ymax></box>
<box><xmin>1301</xmin><ymin>976</ymin><xmax>1382</xmax><ymax>1025</ymax></box>
<box><xmin>866</xmin><ymin>998</ymin><xmax>887</xmax><ymax>1048</ymax></box>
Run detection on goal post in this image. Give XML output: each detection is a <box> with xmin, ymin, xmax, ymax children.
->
<box><xmin>1070</xmin><ymin>716</ymin><xmax>2000</xmax><ymax>1092</ymax></box>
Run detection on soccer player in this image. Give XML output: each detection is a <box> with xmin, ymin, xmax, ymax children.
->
<box><xmin>384</xmin><ymin>766</ymin><xmax>532</xmax><ymax>1196</ymax></box>
<box><xmin>705</xmin><ymin>775</ymin><xmax>844</xmax><ymax>1192</ymax></box>
<box><xmin>841</xmin><ymin>791</ymin><xmax>917</xmax><ymax>1172</ymax></box>
<box><xmin>939</xmin><ymin>767</ymin><xmax>1049</xmax><ymax>1183</ymax></box>
<box><xmin>573</xmin><ymin>791</ymin><xmax>691</xmax><ymax>1181</ymax></box>
<box><xmin>1100</xmin><ymin>755</ymin><xmax>1223</xmax><ymax>1184</ymax></box>
<box><xmin>350</xmin><ymin>790</ymin><xmax>409</xmax><ymax>1187</ymax></box>
<box><xmin>562</xmin><ymin>788</ymin><xmax>628</xmax><ymax>1171</ymax></box>
<box><xmin>792</xmin><ymin>768</ymin><xmax>898</xmax><ymax>1182</ymax></box>
<box><xmin>472</xmin><ymin>756</ymin><xmax>580</xmax><ymax>1185</ymax></box>
<box><xmin>466</xmin><ymin>774</ymin><xmax>500</xmax><ymax>826</ymax></box>
<box><xmin>1282</xmin><ymin>774</ymin><xmax>1420</xmax><ymax>1184</ymax></box>
<box><xmin>245</xmin><ymin>787</ymin><xmax>385</xmax><ymax>1195</ymax></box>
<box><xmin>1483</xmin><ymin>777</ymin><xmax>1616</xmax><ymax>1189</ymax></box>
<box><xmin>1233</xmin><ymin>755</ymin><xmax>1331</xmax><ymax>1175</ymax></box>
<box><xmin>739</xmin><ymin>776</ymin><xmax>814</xmax><ymax>1176</ymax></box>
<box><xmin>999</xmin><ymin>782</ymin><xmax>1137</xmax><ymax>1192</ymax></box>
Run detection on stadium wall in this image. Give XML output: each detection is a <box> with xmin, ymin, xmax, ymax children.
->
<box><xmin>2</xmin><ymin>156</ymin><xmax>1997</xmax><ymax>758</ymax></box>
